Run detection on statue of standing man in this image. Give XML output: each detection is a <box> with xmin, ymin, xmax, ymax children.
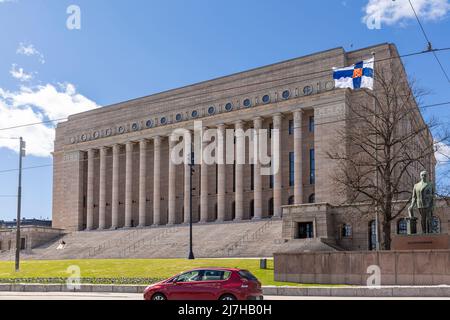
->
<box><xmin>408</xmin><ymin>171</ymin><xmax>435</xmax><ymax>234</ymax></box>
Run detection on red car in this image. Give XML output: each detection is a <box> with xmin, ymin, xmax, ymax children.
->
<box><xmin>143</xmin><ymin>267</ymin><xmax>263</xmax><ymax>300</ymax></box>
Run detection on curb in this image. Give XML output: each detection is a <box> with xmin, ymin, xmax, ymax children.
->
<box><xmin>262</xmin><ymin>286</ymin><xmax>450</xmax><ymax>297</ymax></box>
<box><xmin>0</xmin><ymin>284</ymin><xmax>450</xmax><ymax>297</ymax></box>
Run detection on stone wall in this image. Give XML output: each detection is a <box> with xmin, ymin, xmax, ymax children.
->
<box><xmin>0</xmin><ymin>227</ymin><xmax>64</xmax><ymax>253</ymax></box>
<box><xmin>281</xmin><ymin>199</ymin><xmax>450</xmax><ymax>251</ymax></box>
<box><xmin>274</xmin><ymin>250</ymin><xmax>450</xmax><ymax>285</ymax></box>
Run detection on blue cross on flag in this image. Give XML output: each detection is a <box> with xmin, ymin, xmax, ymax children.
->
<box><xmin>333</xmin><ymin>58</ymin><xmax>374</xmax><ymax>90</ymax></box>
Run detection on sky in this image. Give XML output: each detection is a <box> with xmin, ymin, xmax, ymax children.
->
<box><xmin>0</xmin><ymin>0</ymin><xmax>449</xmax><ymax>221</ymax></box>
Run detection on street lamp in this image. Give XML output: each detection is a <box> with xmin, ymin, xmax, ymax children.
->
<box><xmin>188</xmin><ymin>151</ymin><xmax>195</xmax><ymax>260</ymax></box>
<box><xmin>15</xmin><ymin>137</ymin><xmax>26</xmax><ymax>272</ymax></box>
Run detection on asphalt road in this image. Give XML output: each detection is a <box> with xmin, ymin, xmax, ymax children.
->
<box><xmin>0</xmin><ymin>292</ymin><xmax>448</xmax><ymax>300</ymax></box>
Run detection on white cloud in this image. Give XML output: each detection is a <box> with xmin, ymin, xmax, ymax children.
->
<box><xmin>363</xmin><ymin>0</ymin><xmax>450</xmax><ymax>25</ymax></box>
<box><xmin>10</xmin><ymin>64</ymin><xmax>34</xmax><ymax>82</ymax></box>
<box><xmin>16</xmin><ymin>42</ymin><xmax>45</xmax><ymax>64</ymax></box>
<box><xmin>0</xmin><ymin>84</ymin><xmax>100</xmax><ymax>157</ymax></box>
<box><xmin>435</xmin><ymin>142</ymin><xmax>450</xmax><ymax>165</ymax></box>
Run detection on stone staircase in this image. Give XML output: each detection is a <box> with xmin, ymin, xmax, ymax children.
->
<box><xmin>3</xmin><ymin>219</ymin><xmax>287</xmax><ymax>260</ymax></box>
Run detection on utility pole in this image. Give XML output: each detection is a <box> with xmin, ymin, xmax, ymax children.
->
<box><xmin>188</xmin><ymin>150</ymin><xmax>195</xmax><ymax>260</ymax></box>
<box><xmin>15</xmin><ymin>137</ymin><xmax>26</xmax><ymax>272</ymax></box>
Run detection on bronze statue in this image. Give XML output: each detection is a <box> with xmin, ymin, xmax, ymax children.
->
<box><xmin>408</xmin><ymin>171</ymin><xmax>435</xmax><ymax>234</ymax></box>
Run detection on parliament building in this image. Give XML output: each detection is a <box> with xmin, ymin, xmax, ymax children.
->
<box><xmin>49</xmin><ymin>43</ymin><xmax>444</xmax><ymax>254</ymax></box>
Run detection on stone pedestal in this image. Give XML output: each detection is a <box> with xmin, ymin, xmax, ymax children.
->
<box><xmin>391</xmin><ymin>234</ymin><xmax>449</xmax><ymax>250</ymax></box>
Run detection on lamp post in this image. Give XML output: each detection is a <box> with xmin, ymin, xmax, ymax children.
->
<box><xmin>188</xmin><ymin>151</ymin><xmax>195</xmax><ymax>260</ymax></box>
<box><xmin>15</xmin><ymin>137</ymin><xmax>26</xmax><ymax>272</ymax></box>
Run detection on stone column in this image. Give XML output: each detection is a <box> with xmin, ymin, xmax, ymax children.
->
<box><xmin>111</xmin><ymin>144</ymin><xmax>120</xmax><ymax>229</ymax></box>
<box><xmin>153</xmin><ymin>136</ymin><xmax>161</xmax><ymax>225</ymax></box>
<box><xmin>217</xmin><ymin>124</ymin><xmax>226</xmax><ymax>222</ymax></box>
<box><xmin>168</xmin><ymin>134</ymin><xmax>176</xmax><ymax>225</ymax></box>
<box><xmin>273</xmin><ymin>113</ymin><xmax>283</xmax><ymax>217</ymax></box>
<box><xmin>125</xmin><ymin>141</ymin><xmax>133</xmax><ymax>228</ymax></box>
<box><xmin>253</xmin><ymin>117</ymin><xmax>263</xmax><ymax>220</ymax></box>
<box><xmin>234</xmin><ymin>121</ymin><xmax>244</xmax><ymax>221</ymax></box>
<box><xmin>86</xmin><ymin>149</ymin><xmax>95</xmax><ymax>230</ymax></box>
<box><xmin>200</xmin><ymin>129</ymin><xmax>209</xmax><ymax>223</ymax></box>
<box><xmin>183</xmin><ymin>131</ymin><xmax>192</xmax><ymax>224</ymax></box>
<box><xmin>138</xmin><ymin>139</ymin><xmax>147</xmax><ymax>227</ymax></box>
<box><xmin>293</xmin><ymin>110</ymin><xmax>303</xmax><ymax>204</ymax></box>
<box><xmin>98</xmin><ymin>147</ymin><xmax>107</xmax><ymax>230</ymax></box>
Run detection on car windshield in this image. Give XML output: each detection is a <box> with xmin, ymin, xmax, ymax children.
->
<box><xmin>238</xmin><ymin>270</ymin><xmax>258</xmax><ymax>281</ymax></box>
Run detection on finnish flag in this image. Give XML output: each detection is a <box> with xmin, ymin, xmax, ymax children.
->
<box><xmin>333</xmin><ymin>58</ymin><xmax>374</xmax><ymax>90</ymax></box>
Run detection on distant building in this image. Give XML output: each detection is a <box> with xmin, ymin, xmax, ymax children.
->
<box><xmin>0</xmin><ymin>218</ymin><xmax>52</xmax><ymax>229</ymax></box>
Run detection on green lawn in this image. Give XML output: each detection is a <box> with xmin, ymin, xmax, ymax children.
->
<box><xmin>0</xmin><ymin>258</ymin><xmax>324</xmax><ymax>287</ymax></box>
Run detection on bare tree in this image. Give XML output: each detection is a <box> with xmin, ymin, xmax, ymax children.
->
<box><xmin>327</xmin><ymin>59</ymin><xmax>446</xmax><ymax>250</ymax></box>
<box><xmin>435</xmin><ymin>142</ymin><xmax>450</xmax><ymax>201</ymax></box>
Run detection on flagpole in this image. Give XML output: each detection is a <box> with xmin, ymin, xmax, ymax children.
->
<box><xmin>372</xmin><ymin>51</ymin><xmax>380</xmax><ymax>251</ymax></box>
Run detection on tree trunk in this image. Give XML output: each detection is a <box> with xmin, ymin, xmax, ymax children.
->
<box><xmin>382</xmin><ymin>221</ymin><xmax>392</xmax><ymax>250</ymax></box>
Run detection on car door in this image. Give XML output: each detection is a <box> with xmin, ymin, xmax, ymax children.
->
<box><xmin>194</xmin><ymin>270</ymin><xmax>226</xmax><ymax>300</ymax></box>
<box><xmin>167</xmin><ymin>270</ymin><xmax>203</xmax><ymax>300</ymax></box>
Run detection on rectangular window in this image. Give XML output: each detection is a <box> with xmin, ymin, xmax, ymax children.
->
<box><xmin>233</xmin><ymin>161</ymin><xmax>236</xmax><ymax>192</ymax></box>
<box><xmin>267</xmin><ymin>160</ymin><xmax>273</xmax><ymax>189</ymax></box>
<box><xmin>215</xmin><ymin>164</ymin><xmax>218</xmax><ymax>194</ymax></box>
<box><xmin>250</xmin><ymin>164</ymin><xmax>254</xmax><ymax>191</ymax></box>
<box><xmin>309</xmin><ymin>148</ymin><xmax>315</xmax><ymax>185</ymax></box>
<box><xmin>309</xmin><ymin>116</ymin><xmax>315</xmax><ymax>132</ymax></box>
<box><xmin>297</xmin><ymin>222</ymin><xmax>314</xmax><ymax>239</ymax></box>
<box><xmin>288</xmin><ymin>120</ymin><xmax>294</xmax><ymax>135</ymax></box>
<box><xmin>289</xmin><ymin>152</ymin><xmax>294</xmax><ymax>186</ymax></box>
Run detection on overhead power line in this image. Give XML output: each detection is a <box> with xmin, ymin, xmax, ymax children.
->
<box><xmin>408</xmin><ymin>0</ymin><xmax>450</xmax><ymax>83</ymax></box>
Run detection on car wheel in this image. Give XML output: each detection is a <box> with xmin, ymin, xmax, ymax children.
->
<box><xmin>152</xmin><ymin>293</ymin><xmax>167</xmax><ymax>301</ymax></box>
<box><xmin>219</xmin><ymin>294</ymin><xmax>237</xmax><ymax>301</ymax></box>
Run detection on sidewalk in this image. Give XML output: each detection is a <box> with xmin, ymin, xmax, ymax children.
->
<box><xmin>0</xmin><ymin>283</ymin><xmax>449</xmax><ymax>297</ymax></box>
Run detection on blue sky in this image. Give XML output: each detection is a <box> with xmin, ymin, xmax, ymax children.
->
<box><xmin>0</xmin><ymin>0</ymin><xmax>449</xmax><ymax>221</ymax></box>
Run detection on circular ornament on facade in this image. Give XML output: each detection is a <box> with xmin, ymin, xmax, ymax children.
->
<box><xmin>70</xmin><ymin>137</ymin><xmax>76</xmax><ymax>144</ymax></box>
<box><xmin>191</xmin><ymin>110</ymin><xmax>199</xmax><ymax>118</ymax></box>
<box><xmin>92</xmin><ymin>131</ymin><xmax>100</xmax><ymax>139</ymax></box>
<box><xmin>80</xmin><ymin>134</ymin><xmax>87</xmax><ymax>142</ymax></box>
<box><xmin>303</xmin><ymin>85</ymin><xmax>313</xmax><ymax>96</ymax></box>
<box><xmin>146</xmin><ymin>119</ymin><xmax>154</xmax><ymax>128</ymax></box>
<box><xmin>131</xmin><ymin>122</ymin><xmax>139</xmax><ymax>131</ymax></box>
<box><xmin>175</xmin><ymin>113</ymin><xmax>183</xmax><ymax>122</ymax></box>
<box><xmin>160</xmin><ymin>117</ymin><xmax>167</xmax><ymax>125</ymax></box>
<box><xmin>282</xmin><ymin>90</ymin><xmax>291</xmax><ymax>100</ymax></box>
<box><xmin>118</xmin><ymin>126</ymin><xmax>125</xmax><ymax>134</ymax></box>
<box><xmin>207</xmin><ymin>106</ymin><xmax>216</xmax><ymax>115</ymax></box>
<box><xmin>105</xmin><ymin>128</ymin><xmax>112</xmax><ymax>136</ymax></box>
<box><xmin>325</xmin><ymin>80</ymin><xmax>335</xmax><ymax>90</ymax></box>
<box><xmin>243</xmin><ymin>98</ymin><xmax>252</xmax><ymax>107</ymax></box>
<box><xmin>225</xmin><ymin>102</ymin><xmax>233</xmax><ymax>111</ymax></box>
<box><xmin>262</xmin><ymin>94</ymin><xmax>270</xmax><ymax>104</ymax></box>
